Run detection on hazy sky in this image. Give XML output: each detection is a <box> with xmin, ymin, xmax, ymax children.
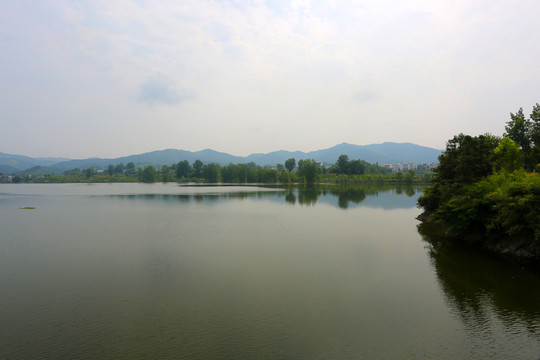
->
<box><xmin>2</xmin><ymin>0</ymin><xmax>540</xmax><ymax>158</ymax></box>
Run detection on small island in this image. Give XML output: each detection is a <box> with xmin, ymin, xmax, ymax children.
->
<box><xmin>417</xmin><ymin>103</ymin><xmax>540</xmax><ymax>261</ymax></box>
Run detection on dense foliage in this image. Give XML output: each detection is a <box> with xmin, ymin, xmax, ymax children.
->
<box><xmin>418</xmin><ymin>133</ymin><xmax>500</xmax><ymax>212</ymax></box>
<box><xmin>418</xmin><ymin>103</ymin><xmax>540</xmax><ymax>250</ymax></box>
<box><xmin>505</xmin><ymin>103</ymin><xmax>540</xmax><ymax>170</ymax></box>
<box><xmin>426</xmin><ymin>171</ymin><xmax>540</xmax><ymax>242</ymax></box>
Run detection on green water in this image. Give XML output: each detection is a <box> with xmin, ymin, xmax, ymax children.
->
<box><xmin>0</xmin><ymin>183</ymin><xmax>538</xmax><ymax>359</ymax></box>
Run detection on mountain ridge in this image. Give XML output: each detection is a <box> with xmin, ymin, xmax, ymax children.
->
<box><xmin>0</xmin><ymin>142</ymin><xmax>442</xmax><ymax>173</ymax></box>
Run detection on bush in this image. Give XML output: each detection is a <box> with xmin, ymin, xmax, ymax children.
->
<box><xmin>429</xmin><ymin>171</ymin><xmax>540</xmax><ymax>243</ymax></box>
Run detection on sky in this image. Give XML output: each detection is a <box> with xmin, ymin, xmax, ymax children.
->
<box><xmin>2</xmin><ymin>0</ymin><xmax>540</xmax><ymax>159</ymax></box>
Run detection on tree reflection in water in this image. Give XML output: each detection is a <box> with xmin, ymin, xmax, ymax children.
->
<box><xmin>109</xmin><ymin>184</ymin><xmax>420</xmax><ymax>210</ymax></box>
<box><xmin>285</xmin><ymin>192</ymin><xmax>296</xmax><ymax>205</ymax></box>
<box><xmin>296</xmin><ymin>185</ymin><xmax>318</xmax><ymax>206</ymax></box>
<box><xmin>417</xmin><ymin>221</ymin><xmax>540</xmax><ymax>346</ymax></box>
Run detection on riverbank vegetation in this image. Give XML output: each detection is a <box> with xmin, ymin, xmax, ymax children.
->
<box><xmin>418</xmin><ymin>103</ymin><xmax>540</xmax><ymax>259</ymax></box>
<box><xmin>4</xmin><ymin>155</ymin><xmax>432</xmax><ymax>185</ymax></box>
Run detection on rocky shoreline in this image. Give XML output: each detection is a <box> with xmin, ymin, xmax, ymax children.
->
<box><xmin>416</xmin><ymin>212</ymin><xmax>540</xmax><ymax>263</ymax></box>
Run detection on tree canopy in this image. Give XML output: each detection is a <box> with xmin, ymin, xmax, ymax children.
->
<box><xmin>285</xmin><ymin>158</ymin><xmax>296</xmax><ymax>172</ymax></box>
<box><xmin>176</xmin><ymin>160</ymin><xmax>191</xmax><ymax>178</ymax></box>
<box><xmin>493</xmin><ymin>137</ymin><xmax>523</xmax><ymax>173</ymax></box>
<box><xmin>504</xmin><ymin>103</ymin><xmax>540</xmax><ymax>170</ymax></box>
<box><xmin>418</xmin><ymin>102</ymin><xmax>540</xmax><ymax>255</ymax></box>
<box><xmin>297</xmin><ymin>159</ymin><xmax>319</xmax><ymax>182</ymax></box>
<box><xmin>140</xmin><ymin>166</ymin><xmax>156</xmax><ymax>183</ymax></box>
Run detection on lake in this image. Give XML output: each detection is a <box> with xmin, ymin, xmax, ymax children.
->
<box><xmin>0</xmin><ymin>183</ymin><xmax>539</xmax><ymax>359</ymax></box>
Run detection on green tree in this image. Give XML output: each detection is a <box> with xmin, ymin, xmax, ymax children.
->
<box><xmin>114</xmin><ymin>163</ymin><xmax>125</xmax><ymax>174</ymax></box>
<box><xmin>435</xmin><ymin>133</ymin><xmax>499</xmax><ymax>185</ymax></box>
<box><xmin>193</xmin><ymin>160</ymin><xmax>203</xmax><ymax>178</ymax></box>
<box><xmin>285</xmin><ymin>158</ymin><xmax>296</xmax><ymax>172</ymax></box>
<box><xmin>261</xmin><ymin>168</ymin><xmax>278</xmax><ymax>183</ymax></box>
<box><xmin>221</xmin><ymin>164</ymin><xmax>234</xmax><ymax>182</ymax></box>
<box><xmin>106</xmin><ymin>164</ymin><xmax>114</xmax><ymax>175</ymax></box>
<box><xmin>297</xmin><ymin>159</ymin><xmax>319</xmax><ymax>182</ymax></box>
<box><xmin>85</xmin><ymin>167</ymin><xmax>95</xmax><ymax>178</ymax></box>
<box><xmin>222</xmin><ymin>163</ymin><xmax>253</xmax><ymax>183</ymax></box>
<box><xmin>246</xmin><ymin>165</ymin><xmax>258</xmax><ymax>182</ymax></box>
<box><xmin>126</xmin><ymin>162</ymin><xmax>136</xmax><ymax>175</ymax></box>
<box><xmin>505</xmin><ymin>107</ymin><xmax>531</xmax><ymax>154</ymax></box>
<box><xmin>237</xmin><ymin>164</ymin><xmax>250</xmax><ymax>182</ymax></box>
<box><xmin>337</xmin><ymin>154</ymin><xmax>349</xmax><ymax>174</ymax></box>
<box><xmin>348</xmin><ymin>159</ymin><xmax>365</xmax><ymax>175</ymax></box>
<box><xmin>140</xmin><ymin>166</ymin><xmax>156</xmax><ymax>183</ymax></box>
<box><xmin>418</xmin><ymin>133</ymin><xmax>499</xmax><ymax>212</ymax></box>
<box><xmin>202</xmin><ymin>163</ymin><xmax>221</xmax><ymax>182</ymax></box>
<box><xmin>529</xmin><ymin>104</ymin><xmax>540</xmax><ymax>168</ymax></box>
<box><xmin>493</xmin><ymin>137</ymin><xmax>523</xmax><ymax>172</ymax></box>
<box><xmin>161</xmin><ymin>165</ymin><xmax>170</xmax><ymax>182</ymax></box>
<box><xmin>530</xmin><ymin>103</ymin><xmax>540</xmax><ymax>146</ymax></box>
<box><xmin>404</xmin><ymin>169</ymin><xmax>415</xmax><ymax>184</ymax></box>
<box><xmin>176</xmin><ymin>160</ymin><xmax>191</xmax><ymax>179</ymax></box>
<box><xmin>278</xmin><ymin>170</ymin><xmax>292</xmax><ymax>183</ymax></box>
<box><xmin>529</xmin><ymin>146</ymin><xmax>540</xmax><ymax>170</ymax></box>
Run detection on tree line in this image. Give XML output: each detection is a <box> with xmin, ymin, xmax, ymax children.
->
<box><xmin>136</xmin><ymin>155</ymin><xmax>423</xmax><ymax>184</ymax></box>
<box><xmin>10</xmin><ymin>155</ymin><xmax>431</xmax><ymax>184</ymax></box>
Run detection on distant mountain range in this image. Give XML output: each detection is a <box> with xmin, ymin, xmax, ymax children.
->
<box><xmin>0</xmin><ymin>142</ymin><xmax>442</xmax><ymax>174</ymax></box>
<box><xmin>0</xmin><ymin>153</ymin><xmax>70</xmax><ymax>174</ymax></box>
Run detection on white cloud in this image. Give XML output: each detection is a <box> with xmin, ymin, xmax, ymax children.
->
<box><xmin>137</xmin><ymin>74</ymin><xmax>192</xmax><ymax>106</ymax></box>
<box><xmin>1</xmin><ymin>0</ymin><xmax>540</xmax><ymax>157</ymax></box>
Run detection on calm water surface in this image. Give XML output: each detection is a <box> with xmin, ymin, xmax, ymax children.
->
<box><xmin>0</xmin><ymin>183</ymin><xmax>539</xmax><ymax>359</ymax></box>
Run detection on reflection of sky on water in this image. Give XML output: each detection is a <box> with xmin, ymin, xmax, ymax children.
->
<box><xmin>0</xmin><ymin>183</ymin><xmax>421</xmax><ymax>210</ymax></box>
<box><xmin>0</xmin><ymin>183</ymin><xmax>422</xmax><ymax>210</ymax></box>
<box><xmin>1</xmin><ymin>182</ymin><xmax>538</xmax><ymax>359</ymax></box>
<box><xmin>316</xmin><ymin>188</ymin><xmax>420</xmax><ymax>210</ymax></box>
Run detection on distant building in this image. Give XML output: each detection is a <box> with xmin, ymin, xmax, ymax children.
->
<box><xmin>382</xmin><ymin>162</ymin><xmax>437</xmax><ymax>173</ymax></box>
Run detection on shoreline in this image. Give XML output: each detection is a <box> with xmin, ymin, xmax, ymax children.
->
<box><xmin>417</xmin><ymin>212</ymin><xmax>540</xmax><ymax>264</ymax></box>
